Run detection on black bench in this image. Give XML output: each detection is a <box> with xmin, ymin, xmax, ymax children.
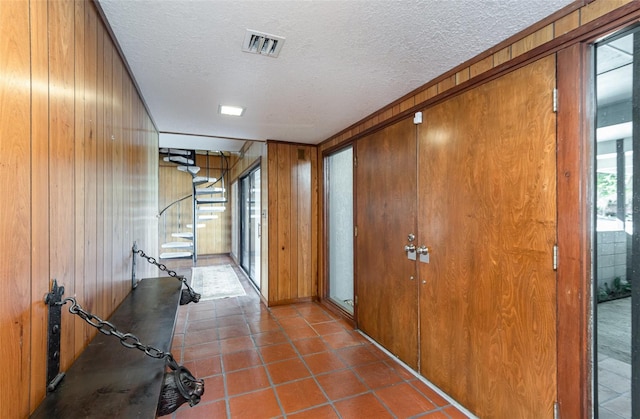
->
<box><xmin>31</xmin><ymin>277</ymin><xmax>184</xmax><ymax>418</ymax></box>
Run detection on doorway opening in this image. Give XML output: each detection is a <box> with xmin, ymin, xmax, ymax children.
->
<box><xmin>594</xmin><ymin>26</ymin><xmax>639</xmax><ymax>419</ymax></box>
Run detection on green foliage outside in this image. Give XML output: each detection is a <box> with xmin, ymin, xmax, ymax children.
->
<box><xmin>598</xmin><ymin>276</ymin><xmax>632</xmax><ymax>302</ymax></box>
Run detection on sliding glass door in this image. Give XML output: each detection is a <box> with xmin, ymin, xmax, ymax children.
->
<box><xmin>239</xmin><ymin>166</ymin><xmax>261</xmax><ymax>288</ymax></box>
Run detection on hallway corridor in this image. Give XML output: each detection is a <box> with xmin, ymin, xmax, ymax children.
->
<box><xmin>166</xmin><ymin>256</ymin><xmax>469</xmax><ymax>418</ymax></box>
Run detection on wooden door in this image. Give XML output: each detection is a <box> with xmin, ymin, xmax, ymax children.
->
<box><xmin>418</xmin><ymin>55</ymin><xmax>557</xmax><ymax>417</ymax></box>
<box><xmin>356</xmin><ymin>117</ymin><xmax>418</xmax><ymax>368</ymax></box>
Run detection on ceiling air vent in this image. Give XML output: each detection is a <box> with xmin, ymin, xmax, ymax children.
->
<box><xmin>242</xmin><ymin>30</ymin><xmax>285</xmax><ymax>58</ymax></box>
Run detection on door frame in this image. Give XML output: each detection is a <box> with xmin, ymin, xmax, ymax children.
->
<box><xmin>556</xmin><ymin>41</ymin><xmax>593</xmax><ymax>419</ymax></box>
<box><xmin>319</xmin><ymin>141</ymin><xmax>357</xmax><ymax>322</ymax></box>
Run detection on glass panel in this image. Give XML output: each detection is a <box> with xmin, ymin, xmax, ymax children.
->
<box><xmin>595</xmin><ymin>30</ymin><xmax>635</xmax><ymax>419</ymax></box>
<box><xmin>231</xmin><ymin>181</ymin><xmax>238</xmax><ymax>259</ymax></box>
<box><xmin>239</xmin><ymin>167</ymin><xmax>260</xmax><ymax>289</ymax></box>
<box><xmin>326</xmin><ymin>146</ymin><xmax>354</xmax><ymax>314</ymax></box>
<box><xmin>250</xmin><ymin>168</ymin><xmax>261</xmax><ymax>286</ymax></box>
<box><xmin>240</xmin><ymin>175</ymin><xmax>250</xmax><ymax>273</ymax></box>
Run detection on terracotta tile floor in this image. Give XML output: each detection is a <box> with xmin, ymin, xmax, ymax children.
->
<box><xmin>166</xmin><ymin>256</ymin><xmax>470</xmax><ymax>419</ymax></box>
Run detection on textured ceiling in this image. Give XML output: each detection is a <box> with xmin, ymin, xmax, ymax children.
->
<box><xmin>98</xmin><ymin>0</ymin><xmax>575</xmax><ymax>151</ymax></box>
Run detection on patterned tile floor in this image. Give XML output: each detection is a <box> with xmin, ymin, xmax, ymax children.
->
<box><xmin>166</xmin><ymin>256</ymin><xmax>470</xmax><ymax>419</ymax></box>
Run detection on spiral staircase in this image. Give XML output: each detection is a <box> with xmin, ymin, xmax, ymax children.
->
<box><xmin>159</xmin><ymin>148</ymin><xmax>228</xmax><ymax>261</ymax></box>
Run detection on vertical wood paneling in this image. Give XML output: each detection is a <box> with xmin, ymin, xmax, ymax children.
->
<box><xmin>49</xmin><ymin>0</ymin><xmax>77</xmax><ymax>372</ymax></box>
<box><xmin>267</xmin><ymin>145</ymin><xmax>279</xmax><ymax>302</ymax></box>
<box><xmin>95</xmin><ymin>17</ymin><xmax>106</xmax><ymax>321</ymax></box>
<box><xmin>83</xmin><ymin>0</ymin><xmax>98</xmax><ymax>340</ymax></box>
<box><xmin>0</xmin><ymin>1</ymin><xmax>32</xmax><ymax>417</ymax></box>
<box><xmin>122</xmin><ymin>74</ymin><xmax>133</xmax><ymax>298</ymax></box>
<box><xmin>289</xmin><ymin>146</ymin><xmax>299</xmax><ymax>299</ymax></box>
<box><xmin>276</xmin><ymin>144</ymin><xmax>292</xmax><ymax>300</ymax></box>
<box><xmin>17</xmin><ymin>2</ymin><xmax>160</xmax><ymax>414</ymax></box>
<box><xmin>73</xmin><ymin>0</ymin><xmax>86</xmax><ymax>357</ymax></box>
<box><xmin>29</xmin><ymin>0</ymin><xmax>51</xmax><ymax>411</ymax></box>
<box><xmin>309</xmin><ymin>147</ymin><xmax>318</xmax><ymax>299</ymax></box>
<box><xmin>0</xmin><ymin>2</ymin><xmax>160</xmax><ymax>412</ymax></box>
<box><xmin>102</xmin><ymin>37</ymin><xmax>113</xmax><ymax>316</ymax></box>
<box><xmin>297</xmin><ymin>148</ymin><xmax>312</xmax><ymax>297</ymax></box>
<box><xmin>267</xmin><ymin>142</ymin><xmax>318</xmax><ymax>304</ymax></box>
<box><xmin>111</xmin><ymin>52</ymin><xmax>124</xmax><ymax>305</ymax></box>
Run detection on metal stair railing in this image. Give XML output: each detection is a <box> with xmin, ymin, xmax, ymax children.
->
<box><xmin>159</xmin><ymin>149</ymin><xmax>230</xmax><ymax>262</ymax></box>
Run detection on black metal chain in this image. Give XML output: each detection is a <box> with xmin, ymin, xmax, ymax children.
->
<box><xmin>58</xmin><ymin>297</ymin><xmax>205</xmax><ymax>412</ymax></box>
<box><xmin>133</xmin><ymin>248</ymin><xmax>201</xmax><ymax>304</ymax></box>
<box><xmin>60</xmin><ymin>297</ymin><xmax>182</xmax><ymax>370</ymax></box>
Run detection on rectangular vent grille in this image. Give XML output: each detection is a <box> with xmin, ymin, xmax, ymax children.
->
<box><xmin>242</xmin><ymin>30</ymin><xmax>285</xmax><ymax>58</ymax></box>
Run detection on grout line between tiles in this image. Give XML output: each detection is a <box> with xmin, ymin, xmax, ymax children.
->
<box><xmin>357</xmin><ymin>330</ymin><xmax>477</xmax><ymax>419</ymax></box>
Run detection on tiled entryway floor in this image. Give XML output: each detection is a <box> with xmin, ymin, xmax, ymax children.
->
<box><xmin>167</xmin><ymin>257</ymin><xmax>470</xmax><ymax>419</ymax></box>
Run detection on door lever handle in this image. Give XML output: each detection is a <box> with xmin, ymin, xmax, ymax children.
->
<box><xmin>417</xmin><ymin>246</ymin><xmax>429</xmax><ymax>255</ymax></box>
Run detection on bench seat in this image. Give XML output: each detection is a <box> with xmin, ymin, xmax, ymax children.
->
<box><xmin>31</xmin><ymin>277</ymin><xmax>182</xmax><ymax>419</ymax></box>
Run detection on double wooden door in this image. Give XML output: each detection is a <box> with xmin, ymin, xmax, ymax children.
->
<box><xmin>355</xmin><ymin>55</ymin><xmax>557</xmax><ymax>417</ymax></box>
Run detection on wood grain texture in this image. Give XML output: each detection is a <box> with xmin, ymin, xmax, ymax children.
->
<box><xmin>94</xmin><ymin>14</ymin><xmax>106</xmax><ymax>329</ymax></box>
<box><xmin>556</xmin><ymin>43</ymin><xmax>591</xmax><ymax>419</ymax></box>
<box><xmin>49</xmin><ymin>0</ymin><xmax>77</xmax><ymax>372</ymax></box>
<box><xmin>0</xmin><ymin>1</ymin><xmax>32</xmax><ymax>417</ymax></box>
<box><xmin>102</xmin><ymin>36</ymin><xmax>114</xmax><ymax>318</ymax></box>
<box><xmin>83</xmin><ymin>0</ymin><xmax>98</xmax><ymax>343</ymax></box>
<box><xmin>355</xmin><ymin>117</ymin><xmax>419</xmax><ymax>369</ymax></box>
<box><xmin>0</xmin><ymin>2</ymin><xmax>161</xmax><ymax>414</ymax></box>
<box><xmin>267</xmin><ymin>142</ymin><xmax>318</xmax><ymax>305</ymax></box>
<box><xmin>418</xmin><ymin>55</ymin><xmax>557</xmax><ymax>418</ymax></box>
<box><xmin>74</xmin><ymin>0</ymin><xmax>87</xmax><ymax>358</ymax></box>
<box><xmin>111</xmin><ymin>50</ymin><xmax>124</xmax><ymax>306</ymax></box>
<box><xmin>29</xmin><ymin>0</ymin><xmax>51</xmax><ymax>411</ymax></box>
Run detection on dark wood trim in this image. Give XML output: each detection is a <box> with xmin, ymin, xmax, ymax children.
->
<box><xmin>556</xmin><ymin>42</ymin><xmax>592</xmax><ymax>419</ymax></box>
<box><xmin>320</xmin><ymin>1</ymin><xmax>640</xmax><ymax>150</ymax></box>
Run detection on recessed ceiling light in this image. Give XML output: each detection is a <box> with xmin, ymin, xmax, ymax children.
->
<box><xmin>219</xmin><ymin>105</ymin><xmax>245</xmax><ymax>116</ymax></box>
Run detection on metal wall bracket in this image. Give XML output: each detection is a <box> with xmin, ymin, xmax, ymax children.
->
<box><xmin>132</xmin><ymin>241</ymin><xmax>138</xmax><ymax>289</ymax></box>
<box><xmin>44</xmin><ymin>279</ymin><xmax>66</xmax><ymax>392</ymax></box>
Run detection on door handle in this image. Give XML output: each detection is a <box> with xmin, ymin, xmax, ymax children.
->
<box><xmin>417</xmin><ymin>245</ymin><xmax>430</xmax><ymax>263</ymax></box>
<box><xmin>404</xmin><ymin>244</ymin><xmax>416</xmax><ymax>253</ymax></box>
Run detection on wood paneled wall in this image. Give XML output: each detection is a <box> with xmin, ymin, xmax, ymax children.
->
<box><xmin>0</xmin><ymin>1</ymin><xmax>159</xmax><ymax>416</ymax></box>
<box><xmin>315</xmin><ymin>0</ymin><xmax>640</xmax><ymax>417</ymax></box>
<box><xmin>267</xmin><ymin>142</ymin><xmax>318</xmax><ymax>305</ymax></box>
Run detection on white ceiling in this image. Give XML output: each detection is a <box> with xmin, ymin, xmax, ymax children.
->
<box><xmin>98</xmin><ymin>0</ymin><xmax>576</xmax><ymax>152</ymax></box>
